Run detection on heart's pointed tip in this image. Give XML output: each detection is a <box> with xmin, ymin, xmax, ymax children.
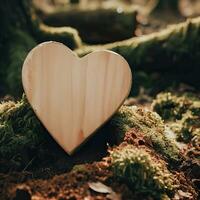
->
<box><xmin>66</xmin><ymin>151</ymin><xmax>74</xmax><ymax>156</ymax></box>
<box><xmin>61</xmin><ymin>142</ymin><xmax>79</xmax><ymax>156</ymax></box>
<box><xmin>64</xmin><ymin>147</ymin><xmax>77</xmax><ymax>156</ymax></box>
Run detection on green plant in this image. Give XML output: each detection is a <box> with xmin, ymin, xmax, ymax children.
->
<box><xmin>110</xmin><ymin>145</ymin><xmax>175</xmax><ymax>199</ymax></box>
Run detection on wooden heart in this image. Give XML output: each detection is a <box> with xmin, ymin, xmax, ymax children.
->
<box><xmin>22</xmin><ymin>42</ymin><xmax>132</xmax><ymax>154</ymax></box>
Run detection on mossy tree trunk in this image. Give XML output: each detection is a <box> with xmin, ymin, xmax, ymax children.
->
<box><xmin>42</xmin><ymin>7</ymin><xmax>137</xmax><ymax>44</ymax></box>
<box><xmin>76</xmin><ymin>17</ymin><xmax>200</xmax><ymax>90</ymax></box>
<box><xmin>0</xmin><ymin>0</ymin><xmax>81</xmax><ymax>97</ymax></box>
<box><xmin>0</xmin><ymin>0</ymin><xmax>33</xmax><ymax>96</ymax></box>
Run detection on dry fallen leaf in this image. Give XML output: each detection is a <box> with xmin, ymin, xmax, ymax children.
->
<box><xmin>88</xmin><ymin>182</ymin><xmax>113</xmax><ymax>194</ymax></box>
<box><xmin>88</xmin><ymin>182</ymin><xmax>121</xmax><ymax>200</ymax></box>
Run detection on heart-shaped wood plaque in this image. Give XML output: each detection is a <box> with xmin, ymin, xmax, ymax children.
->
<box><xmin>22</xmin><ymin>42</ymin><xmax>132</xmax><ymax>154</ymax></box>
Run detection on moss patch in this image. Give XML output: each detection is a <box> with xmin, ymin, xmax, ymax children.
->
<box><xmin>111</xmin><ymin>106</ymin><xmax>181</xmax><ymax>164</ymax></box>
<box><xmin>110</xmin><ymin>144</ymin><xmax>175</xmax><ymax>199</ymax></box>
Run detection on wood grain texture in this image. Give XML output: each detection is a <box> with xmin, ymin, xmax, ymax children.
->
<box><xmin>22</xmin><ymin>41</ymin><xmax>132</xmax><ymax>154</ymax></box>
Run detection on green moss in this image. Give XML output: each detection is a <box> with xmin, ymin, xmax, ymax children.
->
<box><xmin>0</xmin><ymin>93</ymin><xmax>198</xmax><ymax>197</ymax></box>
<box><xmin>112</xmin><ymin>106</ymin><xmax>165</xmax><ymax>135</ymax></box>
<box><xmin>0</xmin><ymin>95</ymin><xmax>181</xmax><ymax>171</ymax></box>
<box><xmin>4</xmin><ymin>25</ymin><xmax>82</xmax><ymax>97</ymax></box>
<box><xmin>0</xmin><ymin>95</ymin><xmax>48</xmax><ymax>171</ymax></box>
<box><xmin>170</xmin><ymin>111</ymin><xmax>200</xmax><ymax>143</ymax></box>
<box><xmin>152</xmin><ymin>92</ymin><xmax>192</xmax><ymax>120</ymax></box>
<box><xmin>72</xmin><ymin>164</ymin><xmax>87</xmax><ymax>173</ymax></box>
<box><xmin>112</xmin><ymin>106</ymin><xmax>181</xmax><ymax>164</ymax></box>
<box><xmin>0</xmin><ymin>95</ymin><xmax>45</xmax><ymax>152</ymax></box>
<box><xmin>180</xmin><ymin>112</ymin><xmax>200</xmax><ymax>141</ymax></box>
<box><xmin>0</xmin><ymin>0</ymin><xmax>82</xmax><ymax>97</ymax></box>
<box><xmin>153</xmin><ymin>92</ymin><xmax>200</xmax><ymax>144</ymax></box>
<box><xmin>0</xmin><ymin>0</ymin><xmax>33</xmax><ymax>96</ymax></box>
<box><xmin>6</xmin><ymin>30</ymin><xmax>36</xmax><ymax>97</ymax></box>
<box><xmin>110</xmin><ymin>145</ymin><xmax>175</xmax><ymax>199</ymax></box>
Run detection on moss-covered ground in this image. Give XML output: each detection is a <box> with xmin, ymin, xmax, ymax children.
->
<box><xmin>0</xmin><ymin>91</ymin><xmax>199</xmax><ymax>199</ymax></box>
<box><xmin>0</xmin><ymin>1</ymin><xmax>199</xmax><ymax>199</ymax></box>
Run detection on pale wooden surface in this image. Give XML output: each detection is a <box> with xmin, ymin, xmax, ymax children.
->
<box><xmin>22</xmin><ymin>42</ymin><xmax>132</xmax><ymax>154</ymax></box>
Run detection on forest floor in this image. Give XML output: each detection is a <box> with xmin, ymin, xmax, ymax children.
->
<box><xmin>1</xmin><ymin>84</ymin><xmax>199</xmax><ymax>200</ymax></box>
<box><xmin>1</xmin><ymin>1</ymin><xmax>200</xmax><ymax>200</ymax></box>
